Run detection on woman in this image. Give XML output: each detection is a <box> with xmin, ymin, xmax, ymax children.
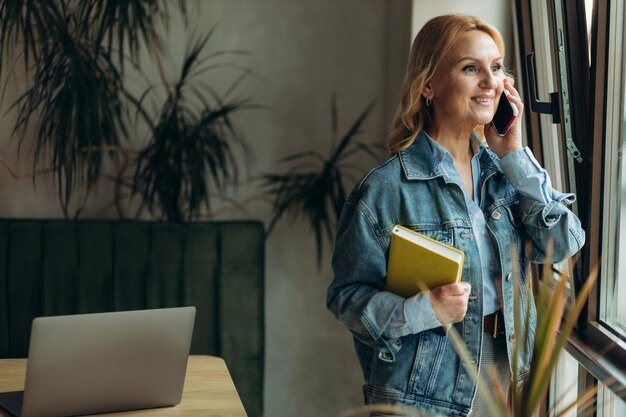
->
<box><xmin>326</xmin><ymin>14</ymin><xmax>585</xmax><ymax>417</ymax></box>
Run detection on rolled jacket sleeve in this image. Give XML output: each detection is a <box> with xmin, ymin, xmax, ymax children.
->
<box><xmin>499</xmin><ymin>147</ymin><xmax>585</xmax><ymax>262</ymax></box>
<box><xmin>382</xmin><ymin>291</ymin><xmax>442</xmax><ymax>338</ymax></box>
<box><xmin>499</xmin><ymin>147</ymin><xmax>575</xmax><ymax>206</ymax></box>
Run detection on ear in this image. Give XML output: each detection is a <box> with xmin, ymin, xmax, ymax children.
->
<box><xmin>421</xmin><ymin>82</ymin><xmax>434</xmax><ymax>100</ymax></box>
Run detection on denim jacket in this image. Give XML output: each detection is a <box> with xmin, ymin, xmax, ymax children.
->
<box><xmin>327</xmin><ymin>131</ymin><xmax>585</xmax><ymax>416</ymax></box>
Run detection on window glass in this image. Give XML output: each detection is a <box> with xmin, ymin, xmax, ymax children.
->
<box><xmin>598</xmin><ymin>382</ymin><xmax>626</xmax><ymax>417</ymax></box>
<box><xmin>601</xmin><ymin>0</ymin><xmax>626</xmax><ymax>337</ymax></box>
<box><xmin>529</xmin><ymin>0</ymin><xmax>566</xmax><ymax>190</ymax></box>
<box><xmin>584</xmin><ymin>0</ymin><xmax>593</xmax><ymax>64</ymax></box>
<box><xmin>550</xmin><ymin>350</ymin><xmax>579</xmax><ymax>417</ymax></box>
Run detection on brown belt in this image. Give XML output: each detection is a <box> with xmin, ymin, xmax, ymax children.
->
<box><xmin>483</xmin><ymin>309</ymin><xmax>505</xmax><ymax>338</ymax></box>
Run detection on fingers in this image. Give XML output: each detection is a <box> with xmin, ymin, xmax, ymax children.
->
<box><xmin>503</xmin><ymin>79</ymin><xmax>524</xmax><ymax>118</ymax></box>
<box><xmin>435</xmin><ymin>282</ymin><xmax>471</xmax><ymax>296</ymax></box>
<box><xmin>429</xmin><ymin>282</ymin><xmax>471</xmax><ymax>325</ymax></box>
<box><xmin>503</xmin><ymin>78</ymin><xmax>519</xmax><ymax>97</ymax></box>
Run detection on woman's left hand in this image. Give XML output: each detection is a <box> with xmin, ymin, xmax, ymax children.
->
<box><xmin>484</xmin><ymin>79</ymin><xmax>524</xmax><ymax>159</ymax></box>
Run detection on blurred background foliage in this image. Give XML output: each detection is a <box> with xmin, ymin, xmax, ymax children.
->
<box><xmin>0</xmin><ymin>1</ymin><xmax>382</xmax><ymax>253</ymax></box>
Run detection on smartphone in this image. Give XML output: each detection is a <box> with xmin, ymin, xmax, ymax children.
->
<box><xmin>491</xmin><ymin>91</ymin><xmax>518</xmax><ymax>136</ymax></box>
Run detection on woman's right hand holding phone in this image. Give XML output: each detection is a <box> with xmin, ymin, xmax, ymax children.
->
<box><xmin>484</xmin><ymin>79</ymin><xmax>524</xmax><ymax>159</ymax></box>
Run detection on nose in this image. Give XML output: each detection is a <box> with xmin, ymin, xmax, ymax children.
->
<box><xmin>480</xmin><ymin>69</ymin><xmax>498</xmax><ymax>90</ymax></box>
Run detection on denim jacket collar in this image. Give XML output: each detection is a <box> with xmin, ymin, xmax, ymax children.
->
<box><xmin>398</xmin><ymin>130</ymin><xmax>504</xmax><ymax>181</ymax></box>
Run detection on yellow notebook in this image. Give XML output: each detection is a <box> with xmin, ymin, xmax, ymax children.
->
<box><xmin>386</xmin><ymin>225</ymin><xmax>464</xmax><ymax>297</ymax></box>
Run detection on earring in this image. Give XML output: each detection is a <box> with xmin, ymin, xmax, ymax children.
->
<box><xmin>426</xmin><ymin>98</ymin><xmax>432</xmax><ymax>108</ymax></box>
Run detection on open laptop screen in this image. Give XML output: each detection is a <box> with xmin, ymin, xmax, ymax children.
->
<box><xmin>0</xmin><ymin>307</ymin><xmax>196</xmax><ymax>417</ymax></box>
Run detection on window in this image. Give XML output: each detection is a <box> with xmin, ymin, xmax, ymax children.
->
<box><xmin>515</xmin><ymin>0</ymin><xmax>626</xmax><ymax>414</ymax></box>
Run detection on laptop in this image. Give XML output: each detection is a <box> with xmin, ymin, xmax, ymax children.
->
<box><xmin>0</xmin><ymin>306</ymin><xmax>196</xmax><ymax>417</ymax></box>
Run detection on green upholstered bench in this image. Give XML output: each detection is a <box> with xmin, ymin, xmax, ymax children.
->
<box><xmin>0</xmin><ymin>219</ymin><xmax>264</xmax><ymax>417</ymax></box>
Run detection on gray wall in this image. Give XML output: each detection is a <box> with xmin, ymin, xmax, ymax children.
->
<box><xmin>210</xmin><ymin>3</ymin><xmax>413</xmax><ymax>416</ymax></box>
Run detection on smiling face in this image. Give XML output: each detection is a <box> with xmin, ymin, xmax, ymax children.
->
<box><xmin>424</xmin><ymin>30</ymin><xmax>505</xmax><ymax>135</ymax></box>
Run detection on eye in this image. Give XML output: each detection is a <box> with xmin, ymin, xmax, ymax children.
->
<box><xmin>492</xmin><ymin>63</ymin><xmax>503</xmax><ymax>73</ymax></box>
<box><xmin>462</xmin><ymin>65</ymin><xmax>479</xmax><ymax>73</ymax></box>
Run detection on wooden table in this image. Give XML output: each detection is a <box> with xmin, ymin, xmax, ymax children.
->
<box><xmin>0</xmin><ymin>355</ymin><xmax>248</xmax><ymax>417</ymax></box>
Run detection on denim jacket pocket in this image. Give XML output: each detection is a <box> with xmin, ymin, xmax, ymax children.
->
<box><xmin>401</xmin><ymin>225</ymin><xmax>453</xmax><ymax>247</ymax></box>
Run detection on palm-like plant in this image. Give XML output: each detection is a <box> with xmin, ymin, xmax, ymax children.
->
<box><xmin>445</xmin><ymin>245</ymin><xmax>599</xmax><ymax>417</ymax></box>
<box><xmin>262</xmin><ymin>97</ymin><xmax>382</xmax><ymax>265</ymax></box>
<box><xmin>0</xmin><ymin>0</ymin><xmax>185</xmax><ymax>216</ymax></box>
<box><xmin>128</xmin><ymin>32</ymin><xmax>251</xmax><ymax>222</ymax></box>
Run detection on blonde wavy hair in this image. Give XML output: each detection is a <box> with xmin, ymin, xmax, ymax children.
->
<box><xmin>388</xmin><ymin>15</ymin><xmax>506</xmax><ymax>155</ymax></box>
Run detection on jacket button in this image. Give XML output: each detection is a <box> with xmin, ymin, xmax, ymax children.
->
<box><xmin>506</xmin><ymin>273</ymin><xmax>512</xmax><ymax>281</ymax></box>
<box><xmin>491</xmin><ymin>210</ymin><xmax>502</xmax><ymax>220</ymax></box>
<box><xmin>509</xmin><ymin>333</ymin><xmax>516</xmax><ymax>342</ymax></box>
